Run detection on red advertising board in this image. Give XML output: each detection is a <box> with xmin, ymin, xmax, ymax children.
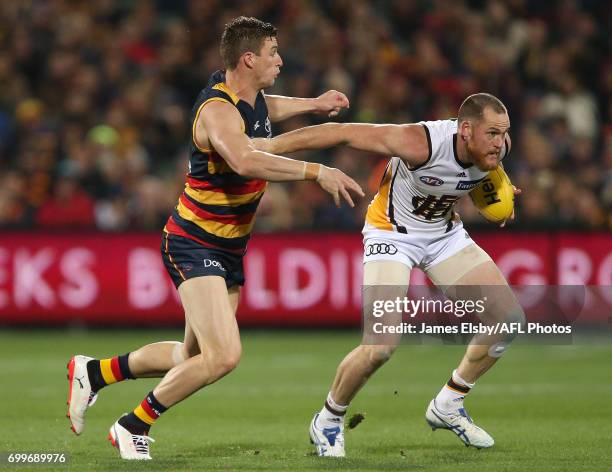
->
<box><xmin>0</xmin><ymin>232</ymin><xmax>610</xmax><ymax>326</ymax></box>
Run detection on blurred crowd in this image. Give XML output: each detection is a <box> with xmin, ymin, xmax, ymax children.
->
<box><xmin>0</xmin><ymin>0</ymin><xmax>610</xmax><ymax>233</ymax></box>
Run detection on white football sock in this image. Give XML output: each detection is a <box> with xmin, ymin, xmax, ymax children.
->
<box><xmin>434</xmin><ymin>369</ymin><xmax>475</xmax><ymax>414</ymax></box>
<box><xmin>316</xmin><ymin>392</ymin><xmax>347</xmax><ymax>429</ymax></box>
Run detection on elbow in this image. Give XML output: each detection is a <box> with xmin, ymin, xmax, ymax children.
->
<box><xmin>238</xmin><ymin>163</ymin><xmax>256</xmax><ymax>178</ymax></box>
<box><xmin>229</xmin><ymin>153</ymin><xmax>255</xmax><ymax>178</ymax></box>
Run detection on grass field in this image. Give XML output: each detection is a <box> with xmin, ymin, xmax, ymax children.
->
<box><xmin>0</xmin><ymin>330</ymin><xmax>611</xmax><ymax>471</ymax></box>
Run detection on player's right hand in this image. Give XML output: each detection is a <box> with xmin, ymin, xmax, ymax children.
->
<box><xmin>316</xmin><ymin>165</ymin><xmax>365</xmax><ymax>207</ymax></box>
<box><xmin>315</xmin><ymin>90</ymin><xmax>350</xmax><ymax>118</ymax></box>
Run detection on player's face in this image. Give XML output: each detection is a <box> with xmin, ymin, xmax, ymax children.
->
<box><xmin>466</xmin><ymin>108</ymin><xmax>510</xmax><ymax>171</ymax></box>
<box><xmin>254</xmin><ymin>37</ymin><xmax>283</xmax><ymax>88</ymax></box>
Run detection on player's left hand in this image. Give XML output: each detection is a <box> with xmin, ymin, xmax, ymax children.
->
<box><xmin>316</xmin><ymin>165</ymin><xmax>364</xmax><ymax>207</ymax></box>
<box><xmin>500</xmin><ymin>185</ymin><xmax>522</xmax><ymax>228</ymax></box>
<box><xmin>316</xmin><ymin>90</ymin><xmax>350</xmax><ymax>118</ymax></box>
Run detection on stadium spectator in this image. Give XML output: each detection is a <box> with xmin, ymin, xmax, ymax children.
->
<box><xmin>0</xmin><ymin>0</ymin><xmax>610</xmax><ymax>231</ymax></box>
<box><xmin>36</xmin><ymin>172</ymin><xmax>95</xmax><ymax>228</ymax></box>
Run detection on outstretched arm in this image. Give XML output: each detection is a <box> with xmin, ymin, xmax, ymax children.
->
<box><xmin>264</xmin><ymin>90</ymin><xmax>349</xmax><ymax>122</ymax></box>
<box><xmin>197</xmin><ymin>100</ymin><xmax>364</xmax><ymax>206</ymax></box>
<box><xmin>254</xmin><ymin>122</ymin><xmax>429</xmax><ymax>168</ymax></box>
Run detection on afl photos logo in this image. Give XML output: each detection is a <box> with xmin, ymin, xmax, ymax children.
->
<box><xmin>365</xmin><ymin>243</ymin><xmax>398</xmax><ymax>256</ymax></box>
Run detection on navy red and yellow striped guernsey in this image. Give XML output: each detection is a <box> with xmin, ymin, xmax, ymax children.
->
<box><xmin>165</xmin><ymin>70</ymin><xmax>272</xmax><ymax>253</ymax></box>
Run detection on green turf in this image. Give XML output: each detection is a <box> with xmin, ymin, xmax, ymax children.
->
<box><xmin>0</xmin><ymin>330</ymin><xmax>610</xmax><ymax>471</ymax></box>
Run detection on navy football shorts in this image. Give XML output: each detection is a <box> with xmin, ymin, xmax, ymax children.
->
<box><xmin>161</xmin><ymin>232</ymin><xmax>245</xmax><ymax>289</ymax></box>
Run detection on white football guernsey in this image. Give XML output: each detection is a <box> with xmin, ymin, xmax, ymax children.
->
<box><xmin>364</xmin><ymin>119</ymin><xmax>508</xmax><ymax>234</ymax></box>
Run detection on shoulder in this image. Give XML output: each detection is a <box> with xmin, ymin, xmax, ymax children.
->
<box><xmin>418</xmin><ymin>119</ymin><xmax>457</xmax><ymax>156</ymax></box>
<box><xmin>194</xmin><ymin>85</ymin><xmax>238</xmax><ymax>112</ymax></box>
<box><xmin>419</xmin><ymin>119</ymin><xmax>457</xmax><ymax>141</ymax></box>
<box><xmin>192</xmin><ymin>72</ymin><xmax>240</xmax><ymax>116</ymax></box>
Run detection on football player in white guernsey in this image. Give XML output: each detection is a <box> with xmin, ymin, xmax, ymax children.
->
<box><xmin>254</xmin><ymin>93</ymin><xmax>525</xmax><ymax>456</ymax></box>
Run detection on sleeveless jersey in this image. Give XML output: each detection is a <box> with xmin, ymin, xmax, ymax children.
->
<box><xmin>365</xmin><ymin>119</ymin><xmax>509</xmax><ymax>233</ymax></box>
<box><xmin>165</xmin><ymin>70</ymin><xmax>272</xmax><ymax>253</ymax></box>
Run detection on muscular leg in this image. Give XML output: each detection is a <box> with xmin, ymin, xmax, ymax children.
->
<box><xmin>127</xmin><ymin>327</ymin><xmax>198</xmax><ymax>379</ymax></box>
<box><xmin>329</xmin><ymin>260</ymin><xmax>410</xmax><ymax>404</ymax></box>
<box><xmin>422</xmin><ymin>244</ymin><xmax>523</xmax><ymax>448</ymax></box>
<box><xmin>330</xmin><ymin>342</ymin><xmax>398</xmax><ymax>405</ymax></box>
<box><xmin>309</xmin><ymin>260</ymin><xmax>409</xmax><ymax>456</ymax></box>
<box><xmin>427</xmin><ymin>244</ymin><xmax>524</xmax><ymax>383</ymax></box>
<box><xmin>67</xmin><ymin>278</ymin><xmax>240</xmax><ymax>437</ymax></box>
<box><xmin>107</xmin><ymin>278</ymin><xmax>242</xmax><ymax>458</ymax></box>
<box><xmin>452</xmin><ymin>262</ymin><xmax>515</xmax><ymax>382</ymax></box>
<box><xmin>152</xmin><ymin>278</ymin><xmax>242</xmax><ymax>407</ymax></box>
<box><xmin>127</xmin><ymin>288</ymin><xmax>240</xmax><ymax>378</ymax></box>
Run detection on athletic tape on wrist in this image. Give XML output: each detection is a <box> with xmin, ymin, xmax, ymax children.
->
<box><xmin>305</xmin><ymin>162</ymin><xmax>321</xmax><ymax>181</ymax></box>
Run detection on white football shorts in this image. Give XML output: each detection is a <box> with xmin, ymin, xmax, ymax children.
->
<box><xmin>362</xmin><ymin>221</ymin><xmax>488</xmax><ymax>274</ymax></box>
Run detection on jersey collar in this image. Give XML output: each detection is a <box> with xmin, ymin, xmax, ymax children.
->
<box><xmin>453</xmin><ymin>133</ymin><xmax>473</xmax><ymax>169</ymax></box>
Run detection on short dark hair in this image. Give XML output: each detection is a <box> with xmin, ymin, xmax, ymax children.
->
<box><xmin>220</xmin><ymin>17</ymin><xmax>277</xmax><ymax>70</ymax></box>
<box><xmin>458</xmin><ymin>93</ymin><xmax>507</xmax><ymax>123</ymax></box>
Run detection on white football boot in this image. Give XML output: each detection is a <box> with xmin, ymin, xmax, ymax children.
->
<box><xmin>309</xmin><ymin>413</ymin><xmax>345</xmax><ymax>457</ymax></box>
<box><xmin>66</xmin><ymin>355</ymin><xmax>98</xmax><ymax>435</ymax></box>
<box><xmin>425</xmin><ymin>399</ymin><xmax>494</xmax><ymax>449</ymax></box>
<box><xmin>108</xmin><ymin>418</ymin><xmax>155</xmax><ymax>460</ymax></box>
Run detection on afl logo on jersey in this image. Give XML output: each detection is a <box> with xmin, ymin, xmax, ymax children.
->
<box><xmin>419</xmin><ymin>176</ymin><xmax>444</xmax><ymax>186</ymax></box>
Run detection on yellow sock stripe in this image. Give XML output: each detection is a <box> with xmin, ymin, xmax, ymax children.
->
<box><xmin>99</xmin><ymin>359</ymin><xmax>118</xmax><ymax>385</ymax></box>
<box><xmin>134</xmin><ymin>405</ymin><xmax>156</xmax><ymax>425</ymax></box>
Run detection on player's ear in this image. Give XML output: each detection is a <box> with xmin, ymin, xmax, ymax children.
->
<box><xmin>460</xmin><ymin>120</ymin><xmax>471</xmax><ymax>141</ymax></box>
<box><xmin>243</xmin><ymin>52</ymin><xmax>256</xmax><ymax>69</ymax></box>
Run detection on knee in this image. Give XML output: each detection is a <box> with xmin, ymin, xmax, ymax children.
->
<box><xmin>486</xmin><ymin>307</ymin><xmax>525</xmax><ymax>358</ymax></box>
<box><xmin>221</xmin><ymin>349</ymin><xmax>242</xmax><ymax>373</ymax></box>
<box><xmin>363</xmin><ymin>344</ymin><xmax>396</xmax><ymax>368</ymax></box>
<box><xmin>208</xmin><ymin>347</ymin><xmax>242</xmax><ymax>377</ymax></box>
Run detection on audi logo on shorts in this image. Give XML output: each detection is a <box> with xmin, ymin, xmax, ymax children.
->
<box><xmin>365</xmin><ymin>243</ymin><xmax>398</xmax><ymax>256</ymax></box>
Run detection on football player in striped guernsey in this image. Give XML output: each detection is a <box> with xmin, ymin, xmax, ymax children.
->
<box><xmin>66</xmin><ymin>16</ymin><xmax>363</xmax><ymax>460</ymax></box>
<box><xmin>255</xmin><ymin>93</ymin><xmax>524</xmax><ymax>456</ymax></box>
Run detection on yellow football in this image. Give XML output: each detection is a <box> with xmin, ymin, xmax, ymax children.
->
<box><xmin>469</xmin><ymin>167</ymin><xmax>514</xmax><ymax>223</ymax></box>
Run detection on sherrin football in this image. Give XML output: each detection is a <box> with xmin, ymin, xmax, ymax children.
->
<box><xmin>469</xmin><ymin>167</ymin><xmax>514</xmax><ymax>223</ymax></box>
